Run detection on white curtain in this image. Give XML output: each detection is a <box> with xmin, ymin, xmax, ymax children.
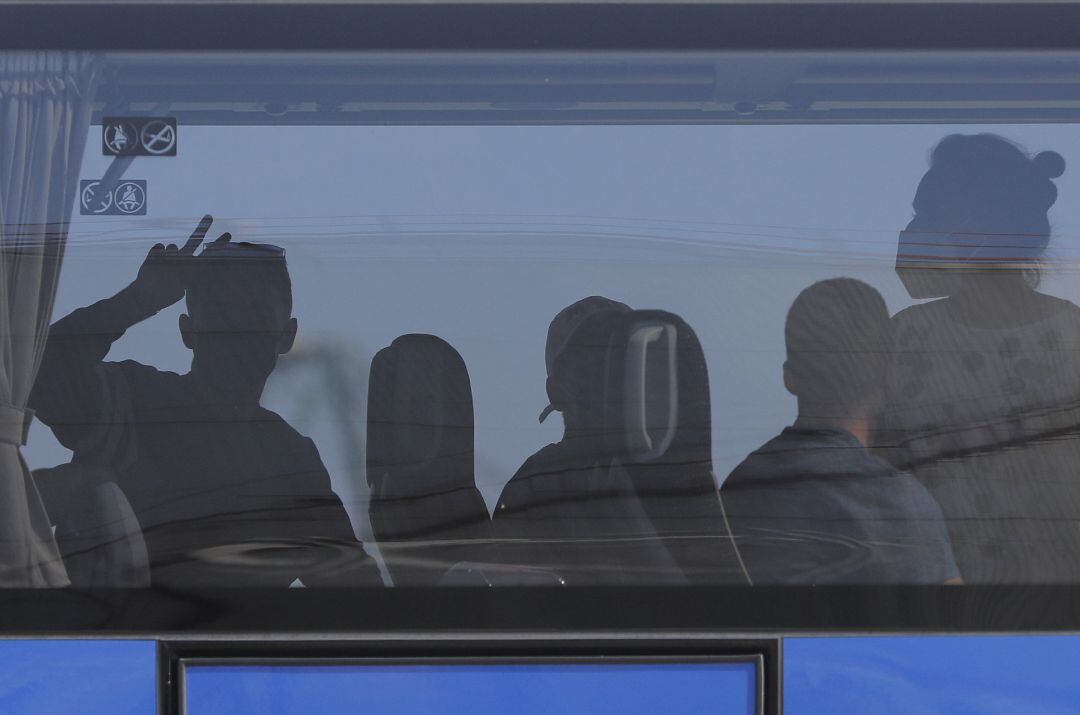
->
<box><xmin>0</xmin><ymin>52</ymin><xmax>100</xmax><ymax>586</ymax></box>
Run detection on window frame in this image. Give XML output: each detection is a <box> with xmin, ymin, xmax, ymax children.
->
<box><xmin>4</xmin><ymin>2</ymin><xmax>1080</xmax><ymax>634</ymax></box>
<box><xmin>161</xmin><ymin>640</ymin><xmax>778</xmax><ymax>715</ymax></box>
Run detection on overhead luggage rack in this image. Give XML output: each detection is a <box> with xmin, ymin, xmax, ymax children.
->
<box><xmin>86</xmin><ymin>51</ymin><xmax>1080</xmax><ymax>125</ymax></box>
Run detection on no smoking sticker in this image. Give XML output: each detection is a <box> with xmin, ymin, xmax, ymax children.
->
<box><xmin>80</xmin><ymin>180</ymin><xmax>148</xmax><ymax>216</ymax></box>
<box><xmin>102</xmin><ymin>117</ymin><xmax>177</xmax><ymax>157</ymax></box>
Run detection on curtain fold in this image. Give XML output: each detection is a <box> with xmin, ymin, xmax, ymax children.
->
<box><xmin>0</xmin><ymin>52</ymin><xmax>100</xmax><ymax>586</ymax></box>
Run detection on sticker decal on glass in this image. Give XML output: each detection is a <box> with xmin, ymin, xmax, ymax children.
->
<box><xmin>102</xmin><ymin>117</ymin><xmax>177</xmax><ymax>156</ymax></box>
<box><xmin>79</xmin><ymin>179</ymin><xmax>147</xmax><ymax>215</ymax></box>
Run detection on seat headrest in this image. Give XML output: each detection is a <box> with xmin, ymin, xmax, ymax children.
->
<box><xmin>553</xmin><ymin>309</ymin><xmax>711</xmax><ymax>464</ymax></box>
<box><xmin>366</xmin><ymin>334</ymin><xmax>475</xmax><ymax>495</ymax></box>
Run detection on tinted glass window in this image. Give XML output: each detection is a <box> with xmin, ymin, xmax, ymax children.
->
<box><xmin>6</xmin><ymin>50</ymin><xmax>1080</xmax><ymax>592</ymax></box>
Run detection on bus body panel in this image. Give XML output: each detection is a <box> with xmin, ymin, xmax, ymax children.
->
<box><xmin>785</xmin><ymin>635</ymin><xmax>1080</xmax><ymax>714</ymax></box>
<box><xmin>0</xmin><ymin>640</ymin><xmax>154</xmax><ymax>715</ymax></box>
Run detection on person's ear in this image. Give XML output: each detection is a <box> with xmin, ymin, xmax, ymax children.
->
<box><xmin>277</xmin><ymin>317</ymin><xmax>298</xmax><ymax>355</ymax></box>
<box><xmin>782</xmin><ymin>360</ymin><xmax>798</xmax><ymax>397</ymax></box>
<box><xmin>179</xmin><ymin>314</ymin><xmax>195</xmax><ymax>350</ymax></box>
<box><xmin>546</xmin><ymin>373</ymin><xmax>571</xmax><ymax>410</ymax></box>
<box><xmin>548</xmin><ymin>371</ymin><xmax>583</xmax><ymax>412</ymax></box>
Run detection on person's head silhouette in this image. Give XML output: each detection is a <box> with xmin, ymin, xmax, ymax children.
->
<box><xmin>898</xmin><ymin>133</ymin><xmax>1066</xmax><ymax>298</ymax></box>
<box><xmin>539</xmin><ymin>296</ymin><xmax>630</xmax><ymax>427</ymax></box>
<box><xmin>783</xmin><ymin>278</ymin><xmax>891</xmax><ymax>439</ymax></box>
<box><xmin>180</xmin><ymin>242</ymin><xmax>297</xmax><ymax>404</ymax></box>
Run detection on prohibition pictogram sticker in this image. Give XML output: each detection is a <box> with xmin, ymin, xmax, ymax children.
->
<box><xmin>102</xmin><ymin>117</ymin><xmax>177</xmax><ymax>157</ymax></box>
<box><xmin>102</xmin><ymin>120</ymin><xmax>138</xmax><ymax>156</ymax></box>
<box><xmin>140</xmin><ymin>120</ymin><xmax>177</xmax><ymax>155</ymax></box>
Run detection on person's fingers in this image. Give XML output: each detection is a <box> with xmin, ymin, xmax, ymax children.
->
<box><xmin>147</xmin><ymin>243</ymin><xmax>166</xmax><ymax>259</ymax></box>
<box><xmin>181</xmin><ymin>214</ymin><xmax>213</xmax><ymax>255</ymax></box>
<box><xmin>206</xmin><ymin>231</ymin><xmax>232</xmax><ymax>250</ymax></box>
<box><xmin>163</xmin><ymin>244</ymin><xmax>180</xmax><ymax>257</ymax></box>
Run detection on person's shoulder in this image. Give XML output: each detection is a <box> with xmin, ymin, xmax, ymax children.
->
<box><xmin>254</xmin><ymin>405</ymin><xmax>298</xmax><ymax>432</ymax></box>
<box><xmin>108</xmin><ymin>359</ymin><xmax>176</xmax><ymax>382</ymax></box>
<box><xmin>1031</xmin><ymin>292</ymin><xmax>1080</xmax><ymax>326</ymax></box>
<box><xmin>1029</xmin><ymin>290</ymin><xmax>1080</xmax><ymax>311</ymax></box>
<box><xmin>253</xmin><ymin>407</ymin><xmax>327</xmax><ymax>464</ymax></box>
<box><xmin>879</xmin><ymin>467</ymin><xmax>946</xmax><ymax>515</ymax></box>
<box><xmin>494</xmin><ymin>443</ymin><xmax>562</xmax><ymax>515</ymax></box>
<box><xmin>839</xmin><ymin>449</ymin><xmax>947</xmax><ymax>519</ymax></box>
<box><xmin>724</xmin><ymin>431</ymin><xmax>907</xmax><ymax>511</ymax></box>
<box><xmin>891</xmin><ymin>298</ymin><xmax>950</xmax><ymax>328</ymax></box>
<box><xmin>255</xmin><ymin>407</ymin><xmax>315</xmax><ymax>445</ymax></box>
<box><xmin>720</xmin><ymin>430</ymin><xmax>820</xmax><ymax>491</ymax></box>
<box><xmin>856</xmin><ymin>463</ymin><xmax>958</xmax><ymax>582</ymax></box>
<box><xmin>719</xmin><ymin>446</ymin><xmax>769</xmax><ymax>491</ymax></box>
<box><xmin>514</xmin><ymin>443</ymin><xmax>576</xmax><ymax>481</ymax></box>
<box><xmin>103</xmin><ymin>360</ymin><xmax>184</xmax><ymax>401</ymax></box>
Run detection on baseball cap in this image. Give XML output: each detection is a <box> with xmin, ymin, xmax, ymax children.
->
<box><xmin>538</xmin><ymin>295</ymin><xmax>630</xmax><ymax>423</ymax></box>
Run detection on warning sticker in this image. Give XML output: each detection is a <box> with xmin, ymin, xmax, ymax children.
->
<box><xmin>102</xmin><ymin>117</ymin><xmax>177</xmax><ymax>157</ymax></box>
<box><xmin>80</xmin><ymin>180</ymin><xmax>147</xmax><ymax>216</ymax></box>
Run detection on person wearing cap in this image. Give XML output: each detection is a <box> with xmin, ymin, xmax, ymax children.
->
<box><xmin>30</xmin><ymin>216</ymin><xmax>381</xmax><ymax>588</ymax></box>
<box><xmin>882</xmin><ymin>134</ymin><xmax>1080</xmax><ymax>583</ymax></box>
<box><xmin>491</xmin><ymin>297</ymin><xmax>684</xmax><ymax>585</ymax></box>
<box><xmin>536</xmin><ymin>295</ymin><xmax>630</xmax><ymax>425</ymax></box>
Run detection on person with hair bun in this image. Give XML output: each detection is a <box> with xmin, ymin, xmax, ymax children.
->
<box><xmin>883</xmin><ymin>133</ymin><xmax>1080</xmax><ymax>583</ymax></box>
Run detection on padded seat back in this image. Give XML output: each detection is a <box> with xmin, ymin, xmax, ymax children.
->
<box><xmin>367</xmin><ymin>334</ymin><xmax>491</xmax><ymax>585</ymax></box>
<box><xmin>590</xmin><ymin>309</ymin><xmax>746</xmax><ymax>583</ymax></box>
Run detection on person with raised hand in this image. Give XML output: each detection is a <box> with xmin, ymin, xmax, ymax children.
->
<box><xmin>30</xmin><ymin>215</ymin><xmax>381</xmax><ymax>588</ymax></box>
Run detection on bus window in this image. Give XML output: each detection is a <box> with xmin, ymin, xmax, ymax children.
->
<box><xmin>7</xmin><ymin>48</ymin><xmax>1080</xmax><ymax>600</ymax></box>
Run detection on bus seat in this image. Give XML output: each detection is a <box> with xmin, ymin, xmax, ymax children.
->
<box><xmin>492</xmin><ymin>308</ymin><xmax>686</xmax><ymax>586</ymax></box>
<box><xmin>598</xmin><ymin>309</ymin><xmax>747</xmax><ymax>584</ymax></box>
<box><xmin>33</xmin><ymin>464</ymin><xmax>150</xmax><ymax>588</ymax></box>
<box><xmin>367</xmin><ymin>334</ymin><xmax>491</xmax><ymax>586</ymax></box>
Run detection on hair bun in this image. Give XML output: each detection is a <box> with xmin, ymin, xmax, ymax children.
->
<box><xmin>1033</xmin><ymin>150</ymin><xmax>1066</xmax><ymax>179</ymax></box>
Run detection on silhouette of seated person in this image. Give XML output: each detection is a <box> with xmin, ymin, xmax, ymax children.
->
<box><xmin>885</xmin><ymin>134</ymin><xmax>1080</xmax><ymax>583</ymax></box>
<box><xmin>719</xmin><ymin>278</ymin><xmax>960</xmax><ymax>584</ymax></box>
<box><xmin>29</xmin><ymin>216</ymin><xmax>381</xmax><ymax>588</ymax></box>
<box><xmin>493</xmin><ymin>297</ymin><xmax>686</xmax><ymax>585</ymax></box>
<box><xmin>367</xmin><ymin>334</ymin><xmax>492</xmax><ymax>586</ymax></box>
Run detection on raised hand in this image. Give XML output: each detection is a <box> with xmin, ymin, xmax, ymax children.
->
<box><xmin>128</xmin><ymin>215</ymin><xmax>231</xmax><ymax>313</ymax></box>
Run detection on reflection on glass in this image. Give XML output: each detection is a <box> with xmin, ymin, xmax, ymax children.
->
<box><xmin>7</xmin><ymin>49</ymin><xmax>1080</xmax><ymax>592</ymax></box>
<box><xmin>884</xmin><ymin>134</ymin><xmax>1080</xmax><ymax>583</ymax></box>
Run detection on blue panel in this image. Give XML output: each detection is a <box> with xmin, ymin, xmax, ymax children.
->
<box><xmin>184</xmin><ymin>662</ymin><xmax>756</xmax><ymax>715</ymax></box>
<box><xmin>0</xmin><ymin>640</ymin><xmax>155</xmax><ymax>715</ymax></box>
<box><xmin>785</xmin><ymin>636</ymin><xmax>1080</xmax><ymax>714</ymax></box>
